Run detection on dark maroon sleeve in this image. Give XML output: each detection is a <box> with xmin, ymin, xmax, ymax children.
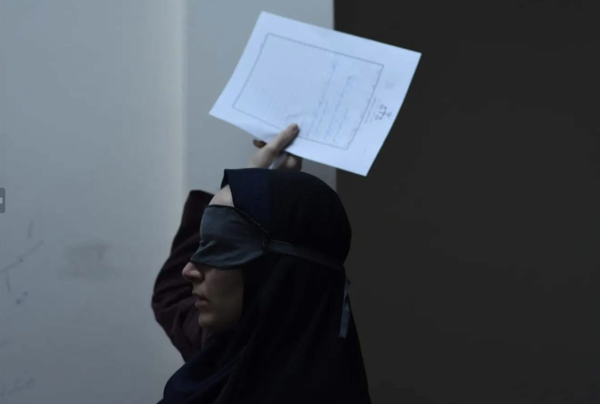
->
<box><xmin>152</xmin><ymin>190</ymin><xmax>214</xmax><ymax>362</ymax></box>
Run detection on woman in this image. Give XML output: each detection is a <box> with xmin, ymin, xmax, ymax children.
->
<box><xmin>152</xmin><ymin>125</ymin><xmax>371</xmax><ymax>403</ymax></box>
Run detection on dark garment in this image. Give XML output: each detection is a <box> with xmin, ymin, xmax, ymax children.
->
<box><xmin>151</xmin><ymin>190</ymin><xmax>214</xmax><ymax>362</ymax></box>
<box><xmin>154</xmin><ymin>169</ymin><xmax>371</xmax><ymax>404</ymax></box>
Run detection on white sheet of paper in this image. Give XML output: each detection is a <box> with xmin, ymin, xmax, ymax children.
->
<box><xmin>210</xmin><ymin>11</ymin><xmax>421</xmax><ymax>176</ymax></box>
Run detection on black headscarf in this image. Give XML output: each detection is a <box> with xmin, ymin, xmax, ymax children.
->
<box><xmin>159</xmin><ymin>169</ymin><xmax>371</xmax><ymax>404</ymax></box>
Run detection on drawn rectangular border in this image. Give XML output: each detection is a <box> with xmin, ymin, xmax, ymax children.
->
<box><xmin>232</xmin><ymin>33</ymin><xmax>384</xmax><ymax>150</ymax></box>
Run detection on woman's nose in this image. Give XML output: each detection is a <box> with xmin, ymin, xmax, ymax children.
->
<box><xmin>182</xmin><ymin>262</ymin><xmax>203</xmax><ymax>282</ymax></box>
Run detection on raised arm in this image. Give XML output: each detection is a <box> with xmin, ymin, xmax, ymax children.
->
<box><xmin>151</xmin><ymin>190</ymin><xmax>214</xmax><ymax>361</ymax></box>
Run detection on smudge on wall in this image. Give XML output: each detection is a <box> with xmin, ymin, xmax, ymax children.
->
<box><xmin>62</xmin><ymin>242</ymin><xmax>115</xmax><ymax>281</ymax></box>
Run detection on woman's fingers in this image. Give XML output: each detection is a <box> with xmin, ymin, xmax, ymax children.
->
<box><xmin>247</xmin><ymin>123</ymin><xmax>301</xmax><ymax>169</ymax></box>
<box><xmin>288</xmin><ymin>154</ymin><xmax>303</xmax><ymax>170</ymax></box>
<box><xmin>279</xmin><ymin>153</ymin><xmax>303</xmax><ymax>171</ymax></box>
<box><xmin>253</xmin><ymin>139</ymin><xmax>266</xmax><ymax>148</ymax></box>
<box><xmin>264</xmin><ymin>124</ymin><xmax>299</xmax><ymax>154</ymax></box>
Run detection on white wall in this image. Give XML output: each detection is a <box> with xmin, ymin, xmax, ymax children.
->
<box><xmin>0</xmin><ymin>1</ymin><xmax>185</xmax><ymax>403</ymax></box>
<box><xmin>0</xmin><ymin>1</ymin><xmax>335</xmax><ymax>403</ymax></box>
<box><xmin>185</xmin><ymin>0</ymin><xmax>336</xmax><ymax>193</ymax></box>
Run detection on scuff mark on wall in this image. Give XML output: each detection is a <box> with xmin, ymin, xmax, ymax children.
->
<box><xmin>62</xmin><ymin>241</ymin><xmax>116</xmax><ymax>281</ymax></box>
<box><xmin>1</xmin><ymin>240</ymin><xmax>44</xmax><ymax>293</ymax></box>
<box><xmin>0</xmin><ymin>240</ymin><xmax>44</xmax><ymax>275</ymax></box>
<box><xmin>27</xmin><ymin>220</ymin><xmax>34</xmax><ymax>239</ymax></box>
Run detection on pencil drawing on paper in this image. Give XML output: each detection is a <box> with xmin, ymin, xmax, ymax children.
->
<box><xmin>232</xmin><ymin>34</ymin><xmax>383</xmax><ymax>150</ymax></box>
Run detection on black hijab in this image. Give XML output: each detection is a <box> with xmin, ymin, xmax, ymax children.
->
<box><xmin>159</xmin><ymin>169</ymin><xmax>371</xmax><ymax>404</ymax></box>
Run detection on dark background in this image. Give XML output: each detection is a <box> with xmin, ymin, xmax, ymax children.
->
<box><xmin>335</xmin><ymin>1</ymin><xmax>600</xmax><ymax>403</ymax></box>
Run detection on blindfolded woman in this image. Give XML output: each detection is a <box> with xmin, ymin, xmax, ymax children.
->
<box><xmin>152</xmin><ymin>124</ymin><xmax>371</xmax><ymax>404</ymax></box>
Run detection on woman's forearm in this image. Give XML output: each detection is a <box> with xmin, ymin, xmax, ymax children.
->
<box><xmin>151</xmin><ymin>190</ymin><xmax>214</xmax><ymax>361</ymax></box>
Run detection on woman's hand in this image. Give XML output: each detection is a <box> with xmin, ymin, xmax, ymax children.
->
<box><xmin>248</xmin><ymin>124</ymin><xmax>303</xmax><ymax>171</ymax></box>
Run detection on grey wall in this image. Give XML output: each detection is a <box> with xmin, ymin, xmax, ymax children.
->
<box><xmin>185</xmin><ymin>0</ymin><xmax>335</xmax><ymax>193</ymax></box>
<box><xmin>336</xmin><ymin>1</ymin><xmax>600</xmax><ymax>403</ymax></box>
<box><xmin>0</xmin><ymin>1</ymin><xmax>185</xmax><ymax>403</ymax></box>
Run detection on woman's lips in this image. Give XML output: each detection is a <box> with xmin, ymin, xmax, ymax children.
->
<box><xmin>194</xmin><ymin>297</ymin><xmax>208</xmax><ymax>308</ymax></box>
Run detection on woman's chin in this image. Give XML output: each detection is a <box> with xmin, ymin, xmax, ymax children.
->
<box><xmin>198</xmin><ymin>313</ymin><xmax>225</xmax><ymax>332</ymax></box>
<box><xmin>198</xmin><ymin>312</ymin><xmax>213</xmax><ymax>328</ymax></box>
